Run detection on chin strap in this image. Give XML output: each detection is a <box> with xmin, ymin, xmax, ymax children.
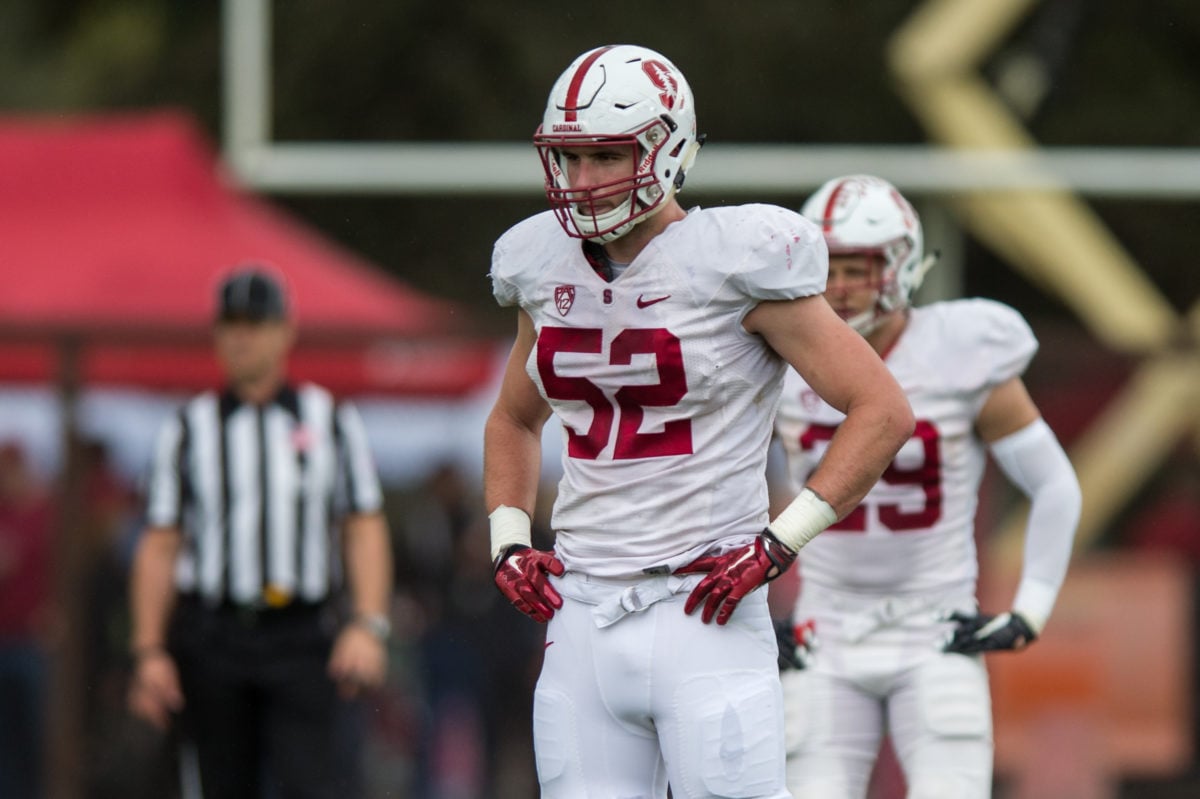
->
<box><xmin>913</xmin><ymin>250</ymin><xmax>940</xmax><ymax>287</ymax></box>
<box><xmin>672</xmin><ymin>134</ymin><xmax>705</xmax><ymax>192</ymax></box>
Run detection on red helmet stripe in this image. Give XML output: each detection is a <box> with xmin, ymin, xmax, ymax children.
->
<box><xmin>821</xmin><ymin>178</ymin><xmax>852</xmax><ymax>233</ymax></box>
<box><xmin>563</xmin><ymin>46</ymin><xmax>615</xmax><ymax>122</ymax></box>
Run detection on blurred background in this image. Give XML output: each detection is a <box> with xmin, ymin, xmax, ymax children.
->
<box><xmin>0</xmin><ymin>1</ymin><xmax>1197</xmax><ymax>797</ymax></box>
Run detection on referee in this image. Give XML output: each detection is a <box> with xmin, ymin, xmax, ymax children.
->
<box><xmin>127</xmin><ymin>266</ymin><xmax>394</xmax><ymax>799</ymax></box>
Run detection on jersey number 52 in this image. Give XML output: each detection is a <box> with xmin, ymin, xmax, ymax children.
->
<box><xmin>537</xmin><ymin>326</ymin><xmax>693</xmax><ymax>460</ymax></box>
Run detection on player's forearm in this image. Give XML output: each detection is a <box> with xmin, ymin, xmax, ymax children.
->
<box><xmin>128</xmin><ymin>527</ymin><xmax>181</xmax><ymax>654</ymax></box>
<box><xmin>807</xmin><ymin>389</ymin><xmax>914</xmax><ymax>519</ymax></box>
<box><xmin>989</xmin><ymin>418</ymin><xmax>1081</xmax><ymax>631</ymax></box>
<box><xmin>1016</xmin><ymin>464</ymin><xmax>1079</xmax><ymax>607</ymax></box>
<box><xmin>484</xmin><ymin>409</ymin><xmax>544</xmax><ymax>517</ymax></box>
<box><xmin>343</xmin><ymin>512</ymin><xmax>393</xmax><ymax>618</ymax></box>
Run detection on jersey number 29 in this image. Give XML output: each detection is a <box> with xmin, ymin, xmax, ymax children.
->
<box><xmin>800</xmin><ymin>420</ymin><xmax>942</xmax><ymax>531</ymax></box>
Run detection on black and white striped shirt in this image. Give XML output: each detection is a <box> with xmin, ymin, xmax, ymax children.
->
<box><xmin>145</xmin><ymin>383</ymin><xmax>382</xmax><ymax>607</ymax></box>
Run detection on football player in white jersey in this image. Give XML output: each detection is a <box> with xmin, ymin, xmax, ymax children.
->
<box><xmin>483</xmin><ymin>47</ymin><xmax>915</xmax><ymax>798</ymax></box>
<box><xmin>774</xmin><ymin>175</ymin><xmax>1082</xmax><ymax>798</ymax></box>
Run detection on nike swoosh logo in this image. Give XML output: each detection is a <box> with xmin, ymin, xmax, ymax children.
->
<box><xmin>637</xmin><ymin>294</ymin><xmax>670</xmax><ymax>308</ymax></box>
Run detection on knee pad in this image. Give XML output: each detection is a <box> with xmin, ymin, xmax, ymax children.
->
<box><xmin>907</xmin><ymin>771</ymin><xmax>991</xmax><ymax>799</ymax></box>
<box><xmin>902</xmin><ymin>656</ymin><xmax>993</xmax><ymax>799</ymax></box>
<box><xmin>671</xmin><ymin>669</ymin><xmax>786</xmax><ymax>798</ymax></box>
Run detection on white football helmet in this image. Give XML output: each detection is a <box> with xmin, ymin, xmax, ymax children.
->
<box><xmin>800</xmin><ymin>174</ymin><xmax>936</xmax><ymax>335</ymax></box>
<box><xmin>534</xmin><ymin>45</ymin><xmax>703</xmax><ymax>243</ymax></box>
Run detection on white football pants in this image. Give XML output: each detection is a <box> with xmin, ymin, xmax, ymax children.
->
<box><xmin>534</xmin><ymin>570</ymin><xmax>793</xmax><ymax>799</ymax></box>
<box><xmin>782</xmin><ymin>587</ymin><xmax>993</xmax><ymax>799</ymax></box>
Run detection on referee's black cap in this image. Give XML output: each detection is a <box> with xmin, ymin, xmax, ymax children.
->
<box><xmin>215</xmin><ymin>266</ymin><xmax>289</xmax><ymax>322</ymax></box>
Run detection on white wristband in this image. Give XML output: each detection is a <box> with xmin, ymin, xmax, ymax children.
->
<box><xmin>768</xmin><ymin>487</ymin><xmax>838</xmax><ymax>553</ymax></box>
<box><xmin>1013</xmin><ymin>577</ymin><xmax>1058</xmax><ymax>636</ymax></box>
<box><xmin>489</xmin><ymin>505</ymin><xmax>533</xmax><ymax>562</ymax></box>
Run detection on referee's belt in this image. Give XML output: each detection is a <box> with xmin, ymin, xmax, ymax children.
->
<box><xmin>183</xmin><ymin>592</ymin><xmax>327</xmax><ymax>626</ymax></box>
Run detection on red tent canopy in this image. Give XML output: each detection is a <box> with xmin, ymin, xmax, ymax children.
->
<box><xmin>0</xmin><ymin>111</ymin><xmax>494</xmax><ymax>397</ymax></box>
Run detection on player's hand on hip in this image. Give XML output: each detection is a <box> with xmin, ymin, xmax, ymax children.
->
<box><xmin>943</xmin><ymin>609</ymin><xmax>1038</xmax><ymax>654</ymax></box>
<box><xmin>775</xmin><ymin>617</ymin><xmax>817</xmax><ymax>671</ymax></box>
<box><xmin>493</xmin><ymin>544</ymin><xmax>565</xmax><ymax>623</ymax></box>
<box><xmin>676</xmin><ymin>530</ymin><xmax>797</xmax><ymax>625</ymax></box>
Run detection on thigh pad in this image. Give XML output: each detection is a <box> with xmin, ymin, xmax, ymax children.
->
<box><xmin>671</xmin><ymin>669</ymin><xmax>786</xmax><ymax>798</ymax></box>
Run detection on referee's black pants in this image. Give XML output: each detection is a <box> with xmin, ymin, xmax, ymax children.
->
<box><xmin>168</xmin><ymin>597</ymin><xmax>364</xmax><ymax>799</ymax></box>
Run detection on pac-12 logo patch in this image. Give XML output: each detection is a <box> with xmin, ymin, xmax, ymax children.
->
<box><xmin>554</xmin><ymin>284</ymin><xmax>576</xmax><ymax>316</ymax></box>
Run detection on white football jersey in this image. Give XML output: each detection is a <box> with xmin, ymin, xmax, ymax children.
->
<box><xmin>492</xmin><ymin>205</ymin><xmax>827</xmax><ymax>578</ymax></box>
<box><xmin>775</xmin><ymin>299</ymin><xmax>1037</xmax><ymax>595</ymax></box>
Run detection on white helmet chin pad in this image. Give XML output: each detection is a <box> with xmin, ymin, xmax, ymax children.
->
<box><xmin>571</xmin><ymin>200</ymin><xmax>636</xmax><ymax>243</ymax></box>
<box><xmin>570</xmin><ymin>190</ymin><xmax>680</xmax><ymax>244</ymax></box>
<box><xmin>845</xmin><ymin>306</ymin><xmax>884</xmax><ymax>336</ymax></box>
<box><xmin>535</xmin><ymin>45</ymin><xmax>701</xmax><ymax>242</ymax></box>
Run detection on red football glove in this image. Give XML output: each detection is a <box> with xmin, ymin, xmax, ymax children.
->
<box><xmin>676</xmin><ymin>530</ymin><xmax>797</xmax><ymax>625</ymax></box>
<box><xmin>493</xmin><ymin>544</ymin><xmax>565</xmax><ymax>623</ymax></box>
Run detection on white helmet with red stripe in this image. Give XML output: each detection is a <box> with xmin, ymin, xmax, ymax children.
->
<box><xmin>801</xmin><ymin>174</ymin><xmax>935</xmax><ymax>334</ymax></box>
<box><xmin>535</xmin><ymin>45</ymin><xmax>702</xmax><ymax>243</ymax></box>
